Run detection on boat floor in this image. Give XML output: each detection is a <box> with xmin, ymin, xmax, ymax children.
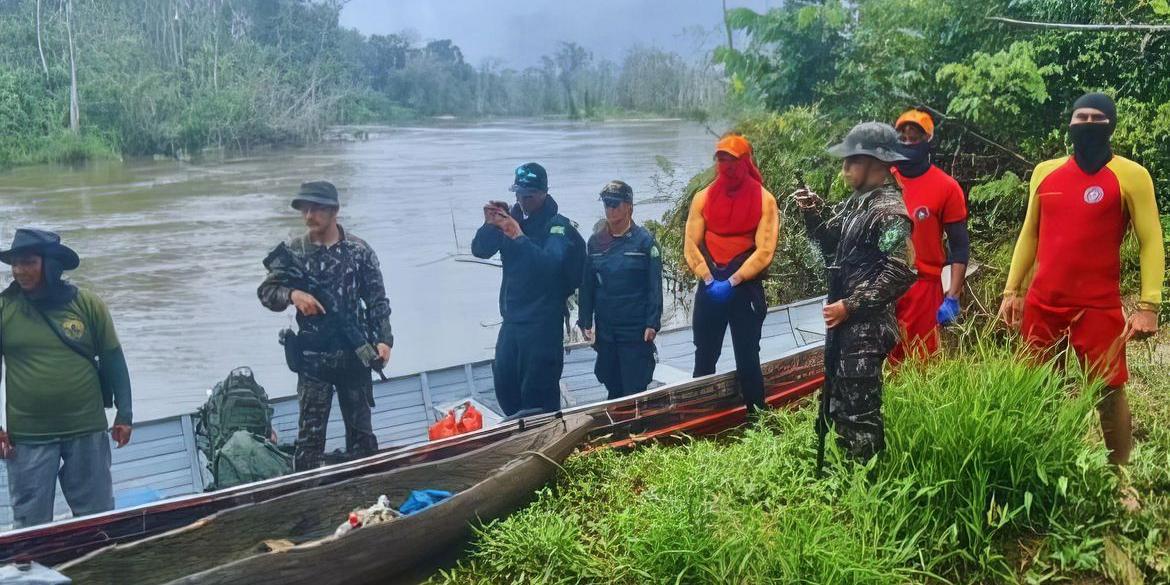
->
<box><xmin>0</xmin><ymin>298</ymin><xmax>825</xmax><ymax>531</ymax></box>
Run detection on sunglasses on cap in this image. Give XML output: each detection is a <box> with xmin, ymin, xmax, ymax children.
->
<box><xmin>514</xmin><ymin>187</ymin><xmax>542</xmax><ymax>198</ymax></box>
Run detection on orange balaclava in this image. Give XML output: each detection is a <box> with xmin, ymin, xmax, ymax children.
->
<box><xmin>703</xmin><ymin>134</ymin><xmax>764</xmax><ymax>265</ymax></box>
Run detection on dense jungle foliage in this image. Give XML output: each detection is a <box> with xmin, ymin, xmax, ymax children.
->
<box><xmin>0</xmin><ymin>0</ymin><xmax>724</xmax><ymax>164</ymax></box>
<box><xmin>646</xmin><ymin>0</ymin><xmax>1170</xmax><ymax>320</ymax></box>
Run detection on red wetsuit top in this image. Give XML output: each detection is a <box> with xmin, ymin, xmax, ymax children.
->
<box><xmin>892</xmin><ymin>165</ymin><xmax>967</xmax><ymax>277</ymax></box>
<box><xmin>1005</xmin><ymin>156</ymin><xmax>1164</xmax><ymax>309</ymax></box>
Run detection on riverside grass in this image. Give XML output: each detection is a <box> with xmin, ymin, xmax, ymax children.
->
<box><xmin>431</xmin><ymin>343</ymin><xmax>1154</xmax><ymax>584</ymax></box>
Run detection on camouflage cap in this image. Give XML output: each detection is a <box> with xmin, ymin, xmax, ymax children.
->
<box><xmin>599</xmin><ymin>180</ymin><xmax>634</xmax><ymax>203</ymax></box>
<box><xmin>827</xmin><ymin>122</ymin><xmax>909</xmax><ymax>163</ymax></box>
<box><xmin>291</xmin><ymin>181</ymin><xmax>340</xmax><ymax>210</ymax></box>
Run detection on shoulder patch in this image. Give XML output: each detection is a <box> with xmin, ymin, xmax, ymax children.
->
<box><xmin>878</xmin><ymin>220</ymin><xmax>911</xmax><ymax>254</ymax></box>
<box><xmin>550</xmin><ymin>225</ymin><xmax>566</xmax><ymax>236</ymax></box>
<box><xmin>650</xmin><ymin>245</ymin><xmax>660</xmax><ymax>258</ymax></box>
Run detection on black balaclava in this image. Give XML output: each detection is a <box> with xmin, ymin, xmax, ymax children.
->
<box><xmin>895</xmin><ymin>140</ymin><xmax>932</xmax><ymax>178</ymax></box>
<box><xmin>1069</xmin><ymin>92</ymin><xmax>1116</xmax><ymax>174</ymax></box>
<box><xmin>26</xmin><ymin>254</ymin><xmax>79</xmax><ymax>310</ymax></box>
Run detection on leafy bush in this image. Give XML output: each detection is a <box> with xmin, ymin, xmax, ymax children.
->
<box><xmin>937</xmin><ymin>42</ymin><xmax>1063</xmax><ymax>137</ymax></box>
<box><xmin>435</xmin><ymin>344</ymin><xmax>1123</xmax><ymax>584</ymax></box>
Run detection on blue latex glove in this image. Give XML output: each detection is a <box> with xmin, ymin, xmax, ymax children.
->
<box><xmin>399</xmin><ymin>489</ymin><xmax>453</xmax><ymax>515</ymax></box>
<box><xmin>937</xmin><ymin>297</ymin><xmax>961</xmax><ymax>325</ymax></box>
<box><xmin>706</xmin><ymin>279</ymin><xmax>734</xmax><ymax>304</ymax></box>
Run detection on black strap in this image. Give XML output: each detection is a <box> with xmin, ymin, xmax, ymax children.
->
<box><xmin>31</xmin><ymin>302</ymin><xmax>98</xmax><ymax>371</ymax></box>
<box><xmin>697</xmin><ymin>240</ymin><xmax>759</xmax><ymax>281</ymax></box>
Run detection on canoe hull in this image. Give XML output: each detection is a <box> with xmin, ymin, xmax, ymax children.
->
<box><xmin>59</xmin><ymin>413</ymin><xmax>596</xmax><ymax>585</ymax></box>
<box><xmin>0</xmin><ymin>332</ymin><xmax>825</xmax><ymax>571</ymax></box>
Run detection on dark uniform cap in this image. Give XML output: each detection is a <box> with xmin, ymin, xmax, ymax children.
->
<box><xmin>509</xmin><ymin>162</ymin><xmax>548</xmax><ymax>193</ymax></box>
<box><xmin>827</xmin><ymin>122</ymin><xmax>909</xmax><ymax>163</ymax></box>
<box><xmin>292</xmin><ymin>181</ymin><xmax>340</xmax><ymax>210</ymax></box>
<box><xmin>599</xmin><ymin>180</ymin><xmax>634</xmax><ymax>203</ymax></box>
<box><xmin>0</xmin><ymin>228</ymin><xmax>80</xmax><ymax>270</ymax></box>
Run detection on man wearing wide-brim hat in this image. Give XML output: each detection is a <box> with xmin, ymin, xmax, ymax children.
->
<box><xmin>0</xmin><ymin>228</ymin><xmax>133</xmax><ymax>528</ymax></box>
<box><xmin>791</xmin><ymin>122</ymin><xmax>916</xmax><ymax>462</ymax></box>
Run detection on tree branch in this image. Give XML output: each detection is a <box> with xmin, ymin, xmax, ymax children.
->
<box><xmin>987</xmin><ymin>16</ymin><xmax>1170</xmax><ymax>32</ymax></box>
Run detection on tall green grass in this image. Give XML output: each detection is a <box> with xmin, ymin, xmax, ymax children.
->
<box><xmin>0</xmin><ymin>131</ymin><xmax>116</xmax><ymax>167</ymax></box>
<box><xmin>433</xmin><ymin>344</ymin><xmax>1122</xmax><ymax>584</ymax></box>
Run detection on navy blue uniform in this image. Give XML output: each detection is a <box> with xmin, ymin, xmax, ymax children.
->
<box><xmin>472</xmin><ymin>196</ymin><xmax>584</xmax><ymax>415</ymax></box>
<box><xmin>577</xmin><ymin>223</ymin><xmax>663</xmax><ymax>399</ymax></box>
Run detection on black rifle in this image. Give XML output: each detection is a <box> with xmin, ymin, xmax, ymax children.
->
<box><xmin>263</xmin><ymin>243</ymin><xmax>388</xmax><ymax>381</ymax></box>
<box><xmin>803</xmin><ymin>168</ymin><xmax>839</xmax><ymax>478</ymax></box>
<box><xmin>815</xmin><ymin>265</ymin><xmax>844</xmax><ymax>477</ymax></box>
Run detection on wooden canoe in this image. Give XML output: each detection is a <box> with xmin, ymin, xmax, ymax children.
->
<box><xmin>0</xmin><ymin>298</ymin><xmax>825</xmax><ymax>567</ymax></box>
<box><xmin>57</xmin><ymin>412</ymin><xmax>596</xmax><ymax>585</ymax></box>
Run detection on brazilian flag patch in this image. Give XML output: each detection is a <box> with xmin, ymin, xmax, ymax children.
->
<box><xmin>650</xmin><ymin>245</ymin><xmax>660</xmax><ymax>258</ymax></box>
<box><xmin>550</xmin><ymin>226</ymin><xmax>566</xmax><ymax>235</ymax></box>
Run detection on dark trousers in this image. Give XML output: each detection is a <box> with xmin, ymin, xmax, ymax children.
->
<box><xmin>692</xmin><ymin>279</ymin><xmax>768</xmax><ymax>411</ymax></box>
<box><xmin>295</xmin><ymin>361</ymin><xmax>378</xmax><ymax>471</ymax></box>
<box><xmin>493</xmin><ymin>320</ymin><xmax>565</xmax><ymax>416</ymax></box>
<box><xmin>826</xmin><ymin>318</ymin><xmax>896</xmax><ymax>460</ymax></box>
<box><xmin>594</xmin><ymin>340</ymin><xmax>656</xmax><ymax>400</ymax></box>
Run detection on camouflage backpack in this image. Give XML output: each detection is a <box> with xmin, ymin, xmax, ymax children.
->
<box><xmin>195</xmin><ymin>367</ymin><xmax>289</xmax><ymax>489</ymax></box>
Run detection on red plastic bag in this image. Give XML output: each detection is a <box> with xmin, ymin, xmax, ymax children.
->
<box><xmin>428</xmin><ymin>410</ymin><xmax>458</xmax><ymax>441</ymax></box>
<box><xmin>458</xmin><ymin>403</ymin><xmax>483</xmax><ymax>434</ymax></box>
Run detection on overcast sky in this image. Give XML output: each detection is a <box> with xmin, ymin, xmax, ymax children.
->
<box><xmin>340</xmin><ymin>1</ymin><xmax>776</xmax><ymax>68</ymax></box>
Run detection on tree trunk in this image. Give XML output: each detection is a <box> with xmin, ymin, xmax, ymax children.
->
<box><xmin>66</xmin><ymin>0</ymin><xmax>79</xmax><ymax>134</ymax></box>
<box><xmin>563</xmin><ymin>82</ymin><xmax>577</xmax><ymax>119</ymax></box>
<box><xmin>213</xmin><ymin>0</ymin><xmax>220</xmax><ymax>91</ymax></box>
<box><xmin>36</xmin><ymin>0</ymin><xmax>49</xmax><ymax>78</ymax></box>
<box><xmin>176</xmin><ymin>1</ymin><xmax>184</xmax><ymax>68</ymax></box>
<box><xmin>722</xmin><ymin>0</ymin><xmax>734</xmax><ymax>50</ymax></box>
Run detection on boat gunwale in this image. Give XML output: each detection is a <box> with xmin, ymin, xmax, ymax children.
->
<box><xmin>56</xmin><ymin>412</ymin><xmax>598</xmax><ymax>584</ymax></box>
<box><xmin>0</xmin><ymin>296</ymin><xmax>826</xmax><ymax>558</ymax></box>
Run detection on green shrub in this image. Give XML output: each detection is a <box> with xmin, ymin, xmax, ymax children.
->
<box><xmin>434</xmin><ymin>344</ymin><xmax>1120</xmax><ymax>584</ymax></box>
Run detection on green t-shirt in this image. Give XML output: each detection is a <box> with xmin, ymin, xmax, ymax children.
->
<box><xmin>1</xmin><ymin>288</ymin><xmax>120</xmax><ymax>441</ymax></box>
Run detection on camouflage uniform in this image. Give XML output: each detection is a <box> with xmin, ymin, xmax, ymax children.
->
<box><xmin>258</xmin><ymin>227</ymin><xmax>393</xmax><ymax>471</ymax></box>
<box><xmin>804</xmin><ymin>185</ymin><xmax>914</xmax><ymax>460</ymax></box>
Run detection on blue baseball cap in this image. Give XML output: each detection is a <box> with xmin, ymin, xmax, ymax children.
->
<box><xmin>509</xmin><ymin>162</ymin><xmax>548</xmax><ymax>193</ymax></box>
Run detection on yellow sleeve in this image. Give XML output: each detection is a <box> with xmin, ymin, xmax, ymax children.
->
<box><xmin>684</xmin><ymin>188</ymin><xmax>712</xmax><ymax>282</ymax></box>
<box><xmin>1112</xmin><ymin>158</ymin><xmax>1165</xmax><ymax>306</ymax></box>
<box><xmin>1004</xmin><ymin>159</ymin><xmax>1063</xmax><ymax>297</ymax></box>
<box><xmin>732</xmin><ymin>190</ymin><xmax>780</xmax><ymax>283</ymax></box>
